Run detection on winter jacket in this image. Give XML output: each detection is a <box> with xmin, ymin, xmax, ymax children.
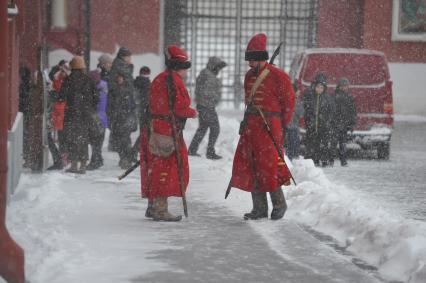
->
<box><xmin>134</xmin><ymin>76</ymin><xmax>151</xmax><ymax>128</ymax></box>
<box><xmin>333</xmin><ymin>89</ymin><xmax>356</xmax><ymax>132</ymax></box>
<box><xmin>140</xmin><ymin>70</ymin><xmax>197</xmax><ymax>200</ymax></box>
<box><xmin>194</xmin><ymin>57</ymin><xmax>226</xmax><ymax>108</ymax></box>
<box><xmin>61</xmin><ymin>70</ymin><xmax>96</xmax><ymax>161</ymax></box>
<box><xmin>107</xmin><ymin>57</ymin><xmax>136</xmax><ymax>133</ymax></box>
<box><xmin>231</xmin><ymin>63</ymin><xmax>295</xmax><ymax>193</ymax></box>
<box><xmin>302</xmin><ymin>83</ymin><xmax>334</xmax><ymax>135</ymax></box>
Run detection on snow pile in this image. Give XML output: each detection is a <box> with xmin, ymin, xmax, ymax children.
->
<box><xmin>5</xmin><ymin>166</ymin><xmax>172</xmax><ymax>283</ymax></box>
<box><xmin>286</xmin><ymin>159</ymin><xmax>426</xmax><ymax>283</ymax></box>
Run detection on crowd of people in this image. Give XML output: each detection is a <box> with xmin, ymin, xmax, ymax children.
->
<box><xmin>43</xmin><ymin>47</ymin><xmax>152</xmax><ymax>173</ymax></box>
<box><xmin>19</xmin><ymin>32</ymin><xmax>357</xmax><ymax>222</ymax></box>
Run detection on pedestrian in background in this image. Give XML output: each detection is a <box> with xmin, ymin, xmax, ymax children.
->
<box><xmin>108</xmin><ymin>47</ymin><xmax>137</xmax><ymax>169</ymax></box>
<box><xmin>302</xmin><ymin>73</ymin><xmax>335</xmax><ymax>167</ymax></box>
<box><xmin>62</xmin><ymin>56</ymin><xmax>96</xmax><ymax>174</ymax></box>
<box><xmin>188</xmin><ymin>56</ymin><xmax>227</xmax><ymax>160</ymax></box>
<box><xmin>332</xmin><ymin>77</ymin><xmax>356</xmax><ymax>166</ymax></box>
<box><xmin>130</xmin><ymin>66</ymin><xmax>152</xmax><ymax>159</ymax></box>
<box><xmin>47</xmin><ymin>60</ymin><xmax>70</xmax><ymax>170</ymax></box>
<box><xmin>285</xmin><ymin>82</ymin><xmax>304</xmax><ymax>160</ymax></box>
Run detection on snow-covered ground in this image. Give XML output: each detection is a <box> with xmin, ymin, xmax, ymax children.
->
<box><xmin>4</xmin><ymin>113</ymin><xmax>426</xmax><ymax>283</ymax></box>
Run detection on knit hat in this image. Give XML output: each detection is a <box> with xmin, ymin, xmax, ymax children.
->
<box><xmin>139</xmin><ymin>66</ymin><xmax>151</xmax><ymax>76</ymax></box>
<box><xmin>70</xmin><ymin>56</ymin><xmax>86</xmax><ymax>70</ymax></box>
<box><xmin>313</xmin><ymin>73</ymin><xmax>327</xmax><ymax>87</ymax></box>
<box><xmin>337</xmin><ymin>77</ymin><xmax>350</xmax><ymax>87</ymax></box>
<box><xmin>165</xmin><ymin>45</ymin><xmax>191</xmax><ymax>70</ymax></box>
<box><xmin>245</xmin><ymin>33</ymin><xmax>269</xmax><ymax>61</ymax></box>
<box><xmin>117</xmin><ymin>47</ymin><xmax>132</xmax><ymax>58</ymax></box>
<box><xmin>98</xmin><ymin>54</ymin><xmax>113</xmax><ymax>66</ymax></box>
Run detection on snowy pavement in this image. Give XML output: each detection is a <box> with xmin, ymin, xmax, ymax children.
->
<box><xmin>4</xmin><ymin>113</ymin><xmax>426</xmax><ymax>283</ymax></box>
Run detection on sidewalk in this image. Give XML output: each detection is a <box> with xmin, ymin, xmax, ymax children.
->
<box><xmin>4</xmin><ymin>145</ymin><xmax>381</xmax><ymax>283</ymax></box>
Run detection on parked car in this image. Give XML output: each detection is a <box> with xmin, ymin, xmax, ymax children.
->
<box><xmin>289</xmin><ymin>48</ymin><xmax>393</xmax><ymax>159</ymax></box>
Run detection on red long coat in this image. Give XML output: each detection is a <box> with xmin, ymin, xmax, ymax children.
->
<box><xmin>140</xmin><ymin>70</ymin><xmax>197</xmax><ymax>199</ymax></box>
<box><xmin>231</xmin><ymin>63</ymin><xmax>295</xmax><ymax>193</ymax></box>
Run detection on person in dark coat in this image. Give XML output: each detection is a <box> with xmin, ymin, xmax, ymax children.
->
<box><xmin>134</xmin><ymin>66</ymin><xmax>151</xmax><ymax>128</ymax></box>
<box><xmin>87</xmin><ymin>70</ymin><xmax>109</xmax><ymax>170</ymax></box>
<box><xmin>331</xmin><ymin>77</ymin><xmax>357</xmax><ymax>166</ymax></box>
<box><xmin>107</xmin><ymin>47</ymin><xmax>137</xmax><ymax>169</ymax></box>
<box><xmin>285</xmin><ymin>82</ymin><xmax>304</xmax><ymax>160</ymax></box>
<box><xmin>131</xmin><ymin>66</ymin><xmax>152</xmax><ymax>157</ymax></box>
<box><xmin>62</xmin><ymin>56</ymin><xmax>97</xmax><ymax>174</ymax></box>
<box><xmin>188</xmin><ymin>56</ymin><xmax>227</xmax><ymax>159</ymax></box>
<box><xmin>302</xmin><ymin>73</ymin><xmax>335</xmax><ymax>167</ymax></box>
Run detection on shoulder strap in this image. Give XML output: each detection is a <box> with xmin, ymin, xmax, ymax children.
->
<box><xmin>247</xmin><ymin>68</ymin><xmax>270</xmax><ymax>105</ymax></box>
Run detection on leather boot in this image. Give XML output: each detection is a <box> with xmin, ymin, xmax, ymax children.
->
<box><xmin>66</xmin><ymin>161</ymin><xmax>79</xmax><ymax>173</ymax></box>
<box><xmin>270</xmin><ymin>187</ymin><xmax>287</xmax><ymax>220</ymax></box>
<box><xmin>152</xmin><ymin>197</ymin><xmax>182</xmax><ymax>222</ymax></box>
<box><xmin>145</xmin><ymin>199</ymin><xmax>154</xmax><ymax>218</ymax></box>
<box><xmin>244</xmin><ymin>191</ymin><xmax>268</xmax><ymax>220</ymax></box>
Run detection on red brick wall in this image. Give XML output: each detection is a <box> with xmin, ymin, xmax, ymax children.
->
<box><xmin>363</xmin><ymin>0</ymin><xmax>426</xmax><ymax>63</ymax></box>
<box><xmin>317</xmin><ymin>0</ymin><xmax>426</xmax><ymax>63</ymax></box>
<box><xmin>317</xmin><ymin>0</ymin><xmax>364</xmax><ymax>48</ymax></box>
<box><xmin>8</xmin><ymin>21</ymin><xmax>19</xmax><ymax>128</ymax></box>
<box><xmin>20</xmin><ymin>0</ymin><xmax>43</xmax><ymax>71</ymax></box>
<box><xmin>91</xmin><ymin>0</ymin><xmax>160</xmax><ymax>54</ymax></box>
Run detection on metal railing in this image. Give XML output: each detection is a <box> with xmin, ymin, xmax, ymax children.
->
<box><xmin>172</xmin><ymin>0</ymin><xmax>318</xmax><ymax>108</ymax></box>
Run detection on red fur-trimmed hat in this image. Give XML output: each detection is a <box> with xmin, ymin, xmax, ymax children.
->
<box><xmin>165</xmin><ymin>45</ymin><xmax>191</xmax><ymax>70</ymax></box>
<box><xmin>245</xmin><ymin>33</ymin><xmax>269</xmax><ymax>61</ymax></box>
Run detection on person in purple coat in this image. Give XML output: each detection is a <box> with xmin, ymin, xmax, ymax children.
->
<box><xmin>87</xmin><ymin>70</ymin><xmax>109</xmax><ymax>170</ymax></box>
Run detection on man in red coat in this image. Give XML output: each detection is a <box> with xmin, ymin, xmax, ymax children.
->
<box><xmin>140</xmin><ymin>45</ymin><xmax>198</xmax><ymax>221</ymax></box>
<box><xmin>230</xmin><ymin>33</ymin><xmax>295</xmax><ymax>220</ymax></box>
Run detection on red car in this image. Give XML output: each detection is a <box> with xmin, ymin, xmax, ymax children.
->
<box><xmin>289</xmin><ymin>48</ymin><xmax>394</xmax><ymax>159</ymax></box>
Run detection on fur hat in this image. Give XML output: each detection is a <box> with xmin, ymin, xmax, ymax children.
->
<box><xmin>70</xmin><ymin>56</ymin><xmax>86</xmax><ymax>70</ymax></box>
<box><xmin>165</xmin><ymin>45</ymin><xmax>191</xmax><ymax>70</ymax></box>
<box><xmin>245</xmin><ymin>33</ymin><xmax>269</xmax><ymax>61</ymax></box>
<box><xmin>98</xmin><ymin>54</ymin><xmax>113</xmax><ymax>66</ymax></box>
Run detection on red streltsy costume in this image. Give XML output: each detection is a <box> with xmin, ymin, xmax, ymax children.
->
<box><xmin>140</xmin><ymin>46</ymin><xmax>197</xmax><ymax>200</ymax></box>
<box><xmin>231</xmin><ymin>34</ymin><xmax>296</xmax><ymax>193</ymax></box>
